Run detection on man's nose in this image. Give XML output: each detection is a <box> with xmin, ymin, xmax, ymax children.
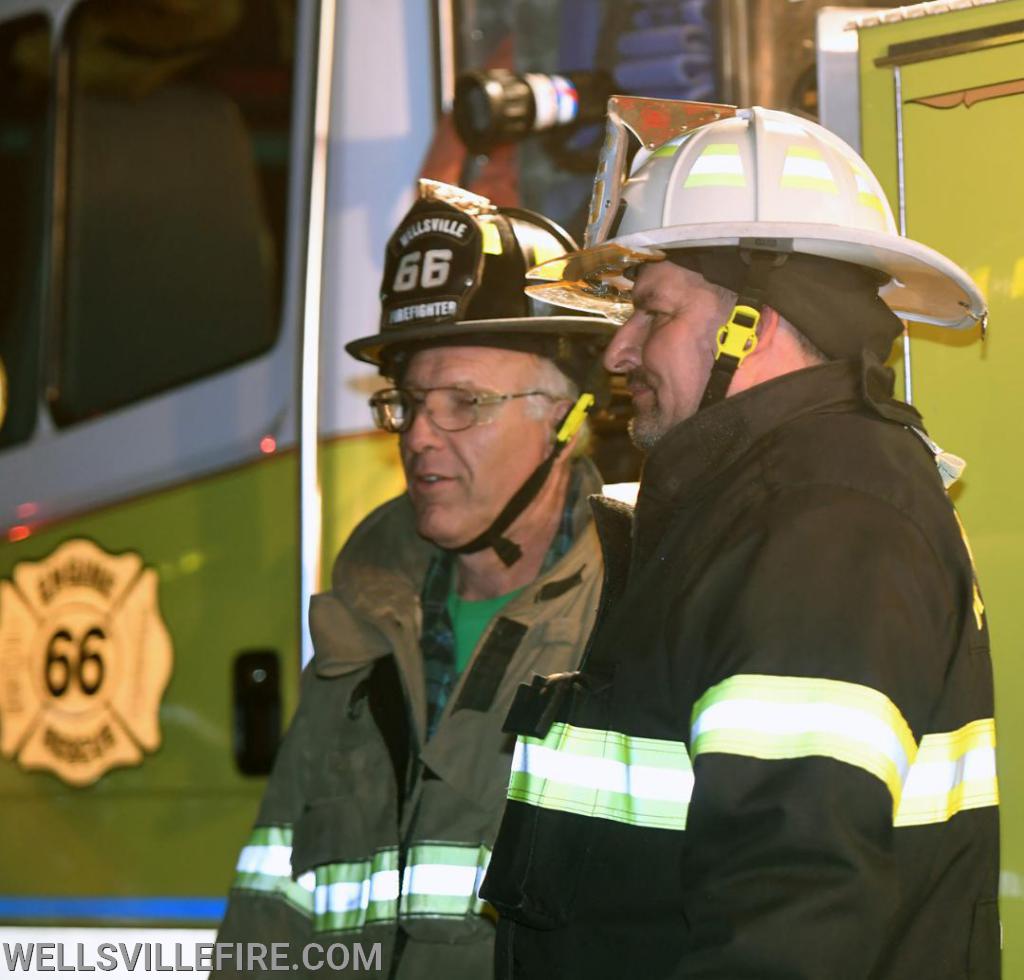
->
<box><xmin>604</xmin><ymin>314</ymin><xmax>644</xmax><ymax>374</ymax></box>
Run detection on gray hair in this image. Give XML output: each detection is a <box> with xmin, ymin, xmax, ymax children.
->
<box><xmin>524</xmin><ymin>354</ymin><xmax>592</xmax><ymax>456</ymax></box>
<box><xmin>787</xmin><ymin>322</ymin><xmax>828</xmax><ymax>364</ymax></box>
<box><xmin>524</xmin><ymin>354</ymin><xmax>578</xmax><ymax>420</ymax></box>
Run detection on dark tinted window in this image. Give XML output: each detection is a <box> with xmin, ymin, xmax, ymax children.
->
<box><xmin>451</xmin><ymin>0</ymin><xmax>719</xmax><ymax>240</ymax></box>
<box><xmin>52</xmin><ymin>0</ymin><xmax>296</xmax><ymax>425</ymax></box>
<box><xmin>0</xmin><ymin>14</ymin><xmax>50</xmax><ymax>448</ymax></box>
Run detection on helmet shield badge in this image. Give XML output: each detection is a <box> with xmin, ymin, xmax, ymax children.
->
<box><xmin>347</xmin><ymin>178</ymin><xmax>612</xmax><ymax>369</ymax></box>
<box><xmin>585</xmin><ymin>96</ymin><xmax>736</xmax><ymax>248</ymax></box>
<box><xmin>530</xmin><ymin>96</ymin><xmax>737</xmax><ymax>322</ymax></box>
<box><xmin>379</xmin><ymin>201</ymin><xmax>486</xmax><ymax>334</ymax></box>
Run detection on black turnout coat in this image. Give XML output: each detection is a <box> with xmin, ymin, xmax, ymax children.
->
<box><xmin>482</xmin><ymin>355</ymin><xmax>1000</xmax><ymax>980</ymax></box>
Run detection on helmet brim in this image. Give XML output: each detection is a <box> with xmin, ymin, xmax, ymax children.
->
<box><xmin>345</xmin><ymin>316</ymin><xmax>615</xmax><ymax>367</ymax></box>
<box><xmin>530</xmin><ymin>222</ymin><xmax>986</xmax><ymax>331</ymax></box>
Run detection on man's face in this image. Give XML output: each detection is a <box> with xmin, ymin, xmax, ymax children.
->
<box><xmin>603</xmin><ymin>261</ymin><xmax>734</xmax><ymax>450</ymax></box>
<box><xmin>398</xmin><ymin>346</ymin><xmax>564</xmax><ymax>549</ymax></box>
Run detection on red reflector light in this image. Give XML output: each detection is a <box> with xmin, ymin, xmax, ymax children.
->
<box><xmin>260</xmin><ymin>436</ymin><xmax>277</xmax><ymax>455</ymax></box>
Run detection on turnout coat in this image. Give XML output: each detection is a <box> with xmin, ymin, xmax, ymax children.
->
<box><xmin>482</xmin><ymin>356</ymin><xmax>1000</xmax><ymax>979</ymax></box>
<box><xmin>216</xmin><ymin>462</ymin><xmax>603</xmax><ymax>977</ymax></box>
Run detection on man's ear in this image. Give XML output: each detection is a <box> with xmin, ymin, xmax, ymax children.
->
<box><xmin>754</xmin><ymin>305</ymin><xmax>781</xmax><ymax>351</ymax></box>
<box><xmin>727</xmin><ymin>305</ymin><xmax>779</xmax><ymax>396</ymax></box>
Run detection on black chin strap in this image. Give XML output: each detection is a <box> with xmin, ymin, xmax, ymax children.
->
<box><xmin>452</xmin><ymin>393</ymin><xmax>595</xmax><ymax>566</ymax></box>
<box><xmin>699</xmin><ymin>252</ymin><xmax>778</xmax><ymax>409</ymax></box>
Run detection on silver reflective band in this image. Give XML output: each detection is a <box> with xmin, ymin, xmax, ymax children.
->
<box><xmin>313</xmin><ymin>848</ymin><xmax>400</xmax><ymax>932</ymax></box>
<box><xmin>401</xmin><ymin>843</ymin><xmax>492</xmax><ymax>918</ymax></box>
<box><xmin>508</xmin><ymin>722</ymin><xmax>694</xmax><ymax>830</ymax></box>
<box><xmin>233</xmin><ymin>826</ymin><xmax>315</xmax><ymax>916</ymax></box>
<box><xmin>234</xmin><ymin>828</ymin><xmax>400</xmax><ymax>930</ymax></box>
<box><xmin>233</xmin><ymin>831</ymin><xmax>498</xmax><ymax>928</ymax></box>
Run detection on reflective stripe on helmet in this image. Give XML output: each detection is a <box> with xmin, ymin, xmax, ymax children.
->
<box><xmin>684</xmin><ymin>143</ymin><xmax>746</xmax><ymax>188</ymax></box>
<box><xmin>780</xmin><ymin>146</ymin><xmax>839</xmax><ymax>194</ymax></box>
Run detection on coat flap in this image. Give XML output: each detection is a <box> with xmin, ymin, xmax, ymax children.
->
<box><xmin>309</xmin><ymin>592</ymin><xmax>390</xmax><ymax>677</ymax></box>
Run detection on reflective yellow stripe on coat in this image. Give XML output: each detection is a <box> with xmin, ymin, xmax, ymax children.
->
<box><xmin>505</xmin><ymin>674</ymin><xmax>998</xmax><ymax>831</ymax></box>
<box><xmin>691</xmin><ymin>674</ymin><xmax>998</xmax><ymax>826</ymax></box>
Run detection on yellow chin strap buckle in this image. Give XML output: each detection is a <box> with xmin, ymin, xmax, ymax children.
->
<box><xmin>556</xmin><ymin>392</ymin><xmax>595</xmax><ymax>445</ymax></box>
<box><xmin>716</xmin><ymin>304</ymin><xmax>761</xmax><ymax>364</ymax></box>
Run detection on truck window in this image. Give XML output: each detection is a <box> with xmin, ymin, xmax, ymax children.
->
<box><xmin>447</xmin><ymin>0</ymin><xmax>721</xmax><ymax>240</ymax></box>
<box><xmin>0</xmin><ymin>14</ymin><xmax>49</xmax><ymax>449</ymax></box>
<box><xmin>51</xmin><ymin>0</ymin><xmax>296</xmax><ymax>425</ymax></box>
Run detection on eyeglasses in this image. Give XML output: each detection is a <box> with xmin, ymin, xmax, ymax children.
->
<box><xmin>369</xmin><ymin>386</ymin><xmax>557</xmax><ymax>433</ymax></box>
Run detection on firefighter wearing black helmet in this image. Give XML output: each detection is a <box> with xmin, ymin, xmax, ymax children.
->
<box><xmin>213</xmin><ymin>180</ymin><xmax>614</xmax><ymax>978</ymax></box>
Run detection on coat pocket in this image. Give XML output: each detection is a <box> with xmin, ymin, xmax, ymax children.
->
<box><xmin>968</xmin><ymin>898</ymin><xmax>1000</xmax><ymax>978</ymax></box>
<box><xmin>480</xmin><ymin>667</ymin><xmax>614</xmax><ymax>930</ymax></box>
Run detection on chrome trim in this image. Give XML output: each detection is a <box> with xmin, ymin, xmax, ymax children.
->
<box><xmin>44</xmin><ymin>11</ymin><xmax>70</xmax><ymax>416</ymax></box>
<box><xmin>434</xmin><ymin>0</ymin><xmax>456</xmax><ymax>113</ymax></box>
<box><xmin>299</xmin><ymin>0</ymin><xmax>337</xmax><ymax>667</ymax></box>
<box><xmin>716</xmin><ymin>0</ymin><xmax>751</xmax><ymax>107</ymax></box>
<box><xmin>894</xmin><ymin>67</ymin><xmax>907</xmax><ymax>239</ymax></box>
<box><xmin>893</xmin><ymin>65</ymin><xmax>913</xmax><ymax>405</ymax></box>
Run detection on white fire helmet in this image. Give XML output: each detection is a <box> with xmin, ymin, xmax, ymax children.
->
<box><xmin>528</xmin><ymin>98</ymin><xmax>986</xmax><ymax>331</ymax></box>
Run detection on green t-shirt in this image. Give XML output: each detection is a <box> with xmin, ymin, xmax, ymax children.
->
<box><xmin>446</xmin><ymin>585</ymin><xmax>525</xmax><ymax>675</ymax></box>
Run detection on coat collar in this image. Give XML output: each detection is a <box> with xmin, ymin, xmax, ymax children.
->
<box><xmin>630</xmin><ymin>355</ymin><xmax>922</xmax><ymax>564</ymax></box>
<box><xmin>314</xmin><ymin>456</ymin><xmax>603</xmax><ymax>678</ymax></box>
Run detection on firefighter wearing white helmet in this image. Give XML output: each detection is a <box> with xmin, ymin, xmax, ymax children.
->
<box><xmin>215</xmin><ymin>180</ymin><xmax>615</xmax><ymax>979</ymax></box>
<box><xmin>482</xmin><ymin>101</ymin><xmax>1000</xmax><ymax>980</ymax></box>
